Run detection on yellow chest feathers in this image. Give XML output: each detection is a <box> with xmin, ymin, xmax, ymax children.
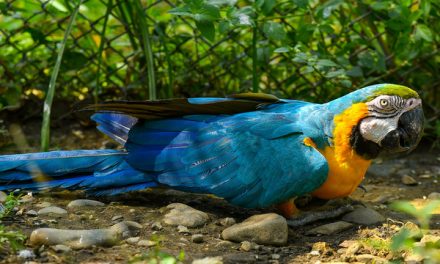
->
<box><xmin>311</xmin><ymin>103</ymin><xmax>372</xmax><ymax>199</ymax></box>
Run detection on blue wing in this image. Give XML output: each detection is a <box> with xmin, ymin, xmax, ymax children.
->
<box><xmin>124</xmin><ymin>102</ymin><xmax>329</xmax><ymax>208</ymax></box>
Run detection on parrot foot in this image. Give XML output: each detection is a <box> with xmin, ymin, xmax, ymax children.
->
<box><xmin>286</xmin><ymin>204</ymin><xmax>354</xmax><ymax>227</ymax></box>
<box><xmin>276</xmin><ymin>198</ymin><xmax>300</xmax><ymax>218</ymax></box>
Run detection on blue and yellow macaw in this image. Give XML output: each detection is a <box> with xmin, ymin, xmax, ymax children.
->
<box><xmin>0</xmin><ymin>84</ymin><xmax>424</xmax><ymax>218</ymax></box>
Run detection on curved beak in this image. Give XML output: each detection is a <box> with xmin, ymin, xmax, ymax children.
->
<box><xmin>379</xmin><ymin>105</ymin><xmax>424</xmax><ymax>155</ymax></box>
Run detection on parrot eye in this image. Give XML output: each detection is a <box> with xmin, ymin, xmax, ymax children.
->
<box><xmin>379</xmin><ymin>99</ymin><xmax>389</xmax><ymax>107</ymax></box>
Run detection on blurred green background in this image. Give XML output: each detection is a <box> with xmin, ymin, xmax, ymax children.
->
<box><xmin>0</xmin><ymin>0</ymin><xmax>439</xmax><ymax>146</ymax></box>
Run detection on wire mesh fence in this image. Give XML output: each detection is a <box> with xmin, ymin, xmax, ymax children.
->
<box><xmin>0</xmin><ymin>0</ymin><xmax>439</xmax><ymax>119</ymax></box>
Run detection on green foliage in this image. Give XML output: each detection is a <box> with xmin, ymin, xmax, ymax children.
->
<box><xmin>391</xmin><ymin>200</ymin><xmax>440</xmax><ymax>263</ymax></box>
<box><xmin>0</xmin><ymin>0</ymin><xmax>439</xmax><ymax>146</ymax></box>
<box><xmin>0</xmin><ymin>193</ymin><xmax>26</xmax><ymax>253</ymax></box>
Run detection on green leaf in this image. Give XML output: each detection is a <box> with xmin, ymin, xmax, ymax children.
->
<box><xmin>263</xmin><ymin>21</ymin><xmax>286</xmax><ymax>41</ymax></box>
<box><xmin>370</xmin><ymin>1</ymin><xmax>391</xmax><ymax>11</ymax></box>
<box><xmin>196</xmin><ymin>20</ymin><xmax>215</xmax><ymax>41</ymax></box>
<box><xmin>261</xmin><ymin>0</ymin><xmax>276</xmax><ymax>15</ymax></box>
<box><xmin>415</xmin><ymin>24</ymin><xmax>433</xmax><ymax>42</ymax></box>
<box><xmin>274</xmin><ymin>47</ymin><xmax>290</xmax><ymax>53</ymax></box>
<box><xmin>61</xmin><ymin>51</ymin><xmax>88</xmax><ymax>71</ymax></box>
<box><xmin>218</xmin><ymin>20</ymin><xmax>231</xmax><ymax>33</ymax></box>
<box><xmin>293</xmin><ymin>0</ymin><xmax>309</xmax><ymax>9</ymax></box>
<box><xmin>391</xmin><ymin>228</ymin><xmax>414</xmax><ymax>252</ymax></box>
<box><xmin>194</xmin><ymin>4</ymin><xmax>221</xmax><ymax>21</ymax></box>
<box><xmin>292</xmin><ymin>52</ymin><xmax>308</xmax><ymax>63</ymax></box>
<box><xmin>325</xmin><ymin>69</ymin><xmax>345</xmax><ymax>78</ymax></box>
<box><xmin>316</xmin><ymin>59</ymin><xmax>338</xmax><ymax>67</ymax></box>
<box><xmin>168</xmin><ymin>6</ymin><xmax>193</xmax><ymax>17</ymax></box>
<box><xmin>25</xmin><ymin>28</ymin><xmax>48</xmax><ymax>44</ymax></box>
<box><xmin>340</xmin><ymin>79</ymin><xmax>352</xmax><ymax>88</ymax></box>
<box><xmin>346</xmin><ymin>66</ymin><xmax>363</xmax><ymax>77</ymax></box>
<box><xmin>300</xmin><ymin>66</ymin><xmax>314</xmax><ymax>74</ymax></box>
<box><xmin>391</xmin><ymin>201</ymin><xmax>418</xmax><ymax>217</ymax></box>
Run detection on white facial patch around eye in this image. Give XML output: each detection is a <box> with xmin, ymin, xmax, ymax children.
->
<box><xmin>359</xmin><ymin>115</ymin><xmax>399</xmax><ymax>144</ymax></box>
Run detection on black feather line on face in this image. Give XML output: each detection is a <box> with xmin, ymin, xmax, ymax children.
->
<box><xmin>349</xmin><ymin>124</ymin><xmax>380</xmax><ymax>160</ymax></box>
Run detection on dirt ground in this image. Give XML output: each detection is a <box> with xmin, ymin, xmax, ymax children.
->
<box><xmin>0</xmin><ymin>104</ymin><xmax>439</xmax><ymax>264</ymax></box>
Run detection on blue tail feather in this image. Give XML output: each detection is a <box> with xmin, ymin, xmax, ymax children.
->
<box><xmin>0</xmin><ymin>150</ymin><xmax>157</xmax><ymax>195</ymax></box>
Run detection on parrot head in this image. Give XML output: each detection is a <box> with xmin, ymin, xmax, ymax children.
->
<box><xmin>347</xmin><ymin>84</ymin><xmax>424</xmax><ymax>159</ymax></box>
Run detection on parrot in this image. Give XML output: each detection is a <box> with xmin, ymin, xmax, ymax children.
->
<box><xmin>0</xmin><ymin>84</ymin><xmax>424</xmax><ymax>218</ymax></box>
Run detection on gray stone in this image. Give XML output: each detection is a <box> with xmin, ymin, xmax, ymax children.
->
<box><xmin>221</xmin><ymin>213</ymin><xmax>288</xmax><ymax>246</ymax></box>
<box><xmin>0</xmin><ymin>191</ymin><xmax>7</xmax><ymax>203</ymax></box>
<box><xmin>192</xmin><ymin>256</ymin><xmax>223</xmax><ymax>264</ymax></box>
<box><xmin>29</xmin><ymin>221</ymin><xmax>141</xmax><ymax>249</ymax></box>
<box><xmin>428</xmin><ymin>192</ymin><xmax>440</xmax><ymax>200</ymax></box>
<box><xmin>67</xmin><ymin>199</ymin><xmax>105</xmax><ymax>209</ymax></box>
<box><xmin>163</xmin><ymin>203</ymin><xmax>209</xmax><ymax>228</ymax></box>
<box><xmin>367</xmin><ymin>163</ymin><xmax>399</xmax><ymax>178</ymax></box>
<box><xmin>306</xmin><ymin>221</ymin><xmax>353</xmax><ymax>235</ymax></box>
<box><xmin>151</xmin><ymin>221</ymin><xmax>163</xmax><ymax>231</ymax></box>
<box><xmin>215</xmin><ymin>240</ymin><xmax>235</xmax><ymax>249</ymax></box>
<box><xmin>26</xmin><ymin>210</ymin><xmax>38</xmax><ymax>217</ymax></box>
<box><xmin>38</xmin><ymin>206</ymin><xmax>67</xmax><ymax>216</ymax></box>
<box><xmin>356</xmin><ymin>254</ymin><xmax>387</xmax><ymax>263</ymax></box>
<box><xmin>191</xmin><ymin>234</ymin><xmax>204</xmax><ymax>243</ymax></box>
<box><xmin>51</xmin><ymin>244</ymin><xmax>71</xmax><ymax>253</ymax></box>
<box><xmin>402</xmin><ymin>175</ymin><xmax>418</xmax><ymax>186</ymax></box>
<box><xmin>342</xmin><ymin>207</ymin><xmax>385</xmax><ymax>225</ymax></box>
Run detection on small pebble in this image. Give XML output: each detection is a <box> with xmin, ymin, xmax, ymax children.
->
<box><xmin>112</xmin><ymin>215</ymin><xmax>124</xmax><ymax>222</ymax></box>
<box><xmin>192</xmin><ymin>257</ymin><xmax>223</xmax><ymax>264</ymax></box>
<box><xmin>271</xmin><ymin>254</ymin><xmax>280</xmax><ymax>260</ymax></box>
<box><xmin>219</xmin><ymin>217</ymin><xmax>236</xmax><ymax>226</ymax></box>
<box><xmin>137</xmin><ymin>239</ymin><xmax>157</xmax><ymax>247</ymax></box>
<box><xmin>240</xmin><ymin>241</ymin><xmax>253</xmax><ymax>252</ymax></box>
<box><xmin>51</xmin><ymin>244</ymin><xmax>71</xmax><ymax>253</ymax></box>
<box><xmin>402</xmin><ymin>175</ymin><xmax>418</xmax><ymax>186</ymax></box>
<box><xmin>126</xmin><ymin>237</ymin><xmax>140</xmax><ymax>245</ymax></box>
<box><xmin>151</xmin><ymin>222</ymin><xmax>163</xmax><ymax>231</ymax></box>
<box><xmin>191</xmin><ymin>234</ymin><xmax>204</xmax><ymax>243</ymax></box>
<box><xmin>163</xmin><ymin>203</ymin><xmax>209</xmax><ymax>228</ymax></box>
<box><xmin>129</xmin><ymin>209</ymin><xmax>136</xmax><ymax>213</ymax></box>
<box><xmin>18</xmin><ymin>249</ymin><xmax>35</xmax><ymax>259</ymax></box>
<box><xmin>35</xmin><ymin>202</ymin><xmax>52</xmax><ymax>208</ymax></box>
<box><xmin>177</xmin><ymin>225</ymin><xmax>189</xmax><ymax>233</ymax></box>
<box><xmin>26</xmin><ymin>210</ymin><xmax>38</xmax><ymax>217</ymax></box>
<box><xmin>0</xmin><ymin>191</ymin><xmax>7</xmax><ymax>203</ymax></box>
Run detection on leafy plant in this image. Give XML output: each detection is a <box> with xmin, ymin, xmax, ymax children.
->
<box><xmin>0</xmin><ymin>192</ymin><xmax>26</xmax><ymax>253</ymax></box>
<box><xmin>391</xmin><ymin>200</ymin><xmax>440</xmax><ymax>263</ymax></box>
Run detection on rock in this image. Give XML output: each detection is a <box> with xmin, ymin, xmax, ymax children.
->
<box><xmin>342</xmin><ymin>207</ymin><xmax>385</xmax><ymax>225</ymax></box>
<box><xmin>29</xmin><ymin>221</ymin><xmax>142</xmax><ymax>249</ymax></box>
<box><xmin>221</xmin><ymin>213</ymin><xmax>288</xmax><ymax>246</ymax></box>
<box><xmin>344</xmin><ymin>241</ymin><xmax>361</xmax><ymax>256</ymax></box>
<box><xmin>0</xmin><ymin>191</ymin><xmax>7</xmax><ymax>203</ymax></box>
<box><xmin>420</xmin><ymin>234</ymin><xmax>440</xmax><ymax>246</ymax></box>
<box><xmin>312</xmin><ymin>241</ymin><xmax>330</xmax><ymax>254</ymax></box>
<box><xmin>137</xmin><ymin>239</ymin><xmax>157</xmax><ymax>247</ymax></box>
<box><xmin>215</xmin><ymin>240</ymin><xmax>235</xmax><ymax>249</ymax></box>
<box><xmin>306</xmin><ymin>221</ymin><xmax>353</xmax><ymax>235</ymax></box>
<box><xmin>356</xmin><ymin>254</ymin><xmax>387</xmax><ymax>263</ymax></box>
<box><xmin>339</xmin><ymin>240</ymin><xmax>358</xmax><ymax>248</ymax></box>
<box><xmin>219</xmin><ymin>217</ymin><xmax>236</xmax><ymax>226</ymax></box>
<box><xmin>192</xmin><ymin>256</ymin><xmax>223</xmax><ymax>264</ymax></box>
<box><xmin>191</xmin><ymin>234</ymin><xmax>204</xmax><ymax>243</ymax></box>
<box><xmin>271</xmin><ymin>254</ymin><xmax>280</xmax><ymax>260</ymax></box>
<box><xmin>126</xmin><ymin>237</ymin><xmax>140</xmax><ymax>245</ymax></box>
<box><xmin>35</xmin><ymin>202</ymin><xmax>52</xmax><ymax>208</ymax></box>
<box><xmin>51</xmin><ymin>244</ymin><xmax>71</xmax><ymax>253</ymax></box>
<box><xmin>163</xmin><ymin>203</ymin><xmax>209</xmax><ymax>228</ymax></box>
<box><xmin>402</xmin><ymin>175</ymin><xmax>418</xmax><ymax>186</ymax></box>
<box><xmin>38</xmin><ymin>206</ymin><xmax>67</xmax><ymax>216</ymax></box>
<box><xmin>112</xmin><ymin>215</ymin><xmax>124</xmax><ymax>222</ymax></box>
<box><xmin>404</xmin><ymin>253</ymin><xmax>424</xmax><ymax>264</ymax></box>
<box><xmin>428</xmin><ymin>192</ymin><xmax>440</xmax><ymax>200</ymax></box>
<box><xmin>177</xmin><ymin>225</ymin><xmax>189</xmax><ymax>233</ymax></box>
<box><xmin>67</xmin><ymin>199</ymin><xmax>105</xmax><ymax>209</ymax></box>
<box><xmin>26</xmin><ymin>210</ymin><xmax>38</xmax><ymax>217</ymax></box>
<box><xmin>240</xmin><ymin>241</ymin><xmax>253</xmax><ymax>252</ymax></box>
<box><xmin>18</xmin><ymin>249</ymin><xmax>35</xmax><ymax>259</ymax></box>
<box><xmin>151</xmin><ymin>221</ymin><xmax>163</xmax><ymax>231</ymax></box>
<box><xmin>367</xmin><ymin>163</ymin><xmax>399</xmax><ymax>178</ymax></box>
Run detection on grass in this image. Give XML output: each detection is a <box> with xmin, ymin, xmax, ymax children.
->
<box><xmin>0</xmin><ymin>192</ymin><xmax>26</xmax><ymax>253</ymax></box>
